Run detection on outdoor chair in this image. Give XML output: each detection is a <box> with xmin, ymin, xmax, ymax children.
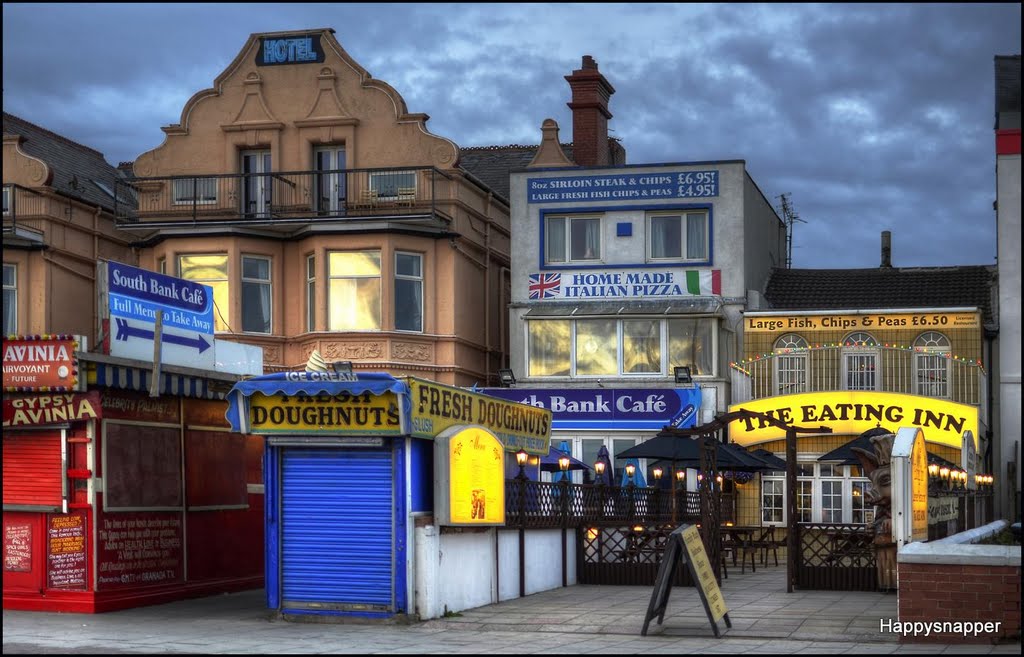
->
<box><xmin>751</xmin><ymin>526</ymin><xmax>780</xmax><ymax>567</ymax></box>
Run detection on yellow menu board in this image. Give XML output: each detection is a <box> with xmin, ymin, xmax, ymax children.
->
<box><xmin>440</xmin><ymin>426</ymin><xmax>506</xmax><ymax>525</ymax></box>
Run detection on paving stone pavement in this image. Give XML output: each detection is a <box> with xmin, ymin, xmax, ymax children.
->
<box><xmin>3</xmin><ymin>565</ymin><xmax>1020</xmax><ymax>654</ymax></box>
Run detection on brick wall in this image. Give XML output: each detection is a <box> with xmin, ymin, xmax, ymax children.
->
<box><xmin>898</xmin><ymin>562</ymin><xmax>1021</xmax><ymax>643</ymax></box>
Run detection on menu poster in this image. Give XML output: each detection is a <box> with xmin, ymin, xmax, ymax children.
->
<box><xmin>47</xmin><ymin>513</ymin><xmax>87</xmax><ymax>590</ymax></box>
<box><xmin>4</xmin><ymin>523</ymin><xmax>33</xmax><ymax>572</ymax></box>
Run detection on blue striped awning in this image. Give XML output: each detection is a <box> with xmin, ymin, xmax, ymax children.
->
<box><xmin>91</xmin><ymin>362</ymin><xmax>223</xmax><ymax>400</ymax></box>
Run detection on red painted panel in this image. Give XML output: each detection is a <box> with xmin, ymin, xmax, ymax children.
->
<box><xmin>2</xmin><ymin>431</ymin><xmax>62</xmax><ymax>507</ymax></box>
<box><xmin>185</xmin><ymin>496</ymin><xmax>264</xmax><ymax>582</ymax></box>
<box><xmin>95</xmin><ymin>510</ymin><xmax>183</xmax><ymax>589</ymax></box>
<box><xmin>2</xmin><ymin>512</ymin><xmax>44</xmax><ymax>593</ymax></box>
<box><xmin>997</xmin><ymin>129</ymin><xmax>1021</xmax><ymax>155</ymax></box>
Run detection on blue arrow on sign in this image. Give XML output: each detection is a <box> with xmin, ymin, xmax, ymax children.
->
<box><xmin>115</xmin><ymin>318</ymin><xmax>211</xmax><ymax>354</ymax></box>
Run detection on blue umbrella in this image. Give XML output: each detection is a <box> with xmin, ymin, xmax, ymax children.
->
<box><xmin>620</xmin><ymin>457</ymin><xmax>647</xmax><ymax>487</ymax></box>
<box><xmin>551</xmin><ymin>440</ymin><xmax>579</xmax><ymax>483</ymax></box>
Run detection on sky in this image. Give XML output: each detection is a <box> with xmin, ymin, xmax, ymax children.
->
<box><xmin>2</xmin><ymin>3</ymin><xmax>1020</xmax><ymax>269</ymax></box>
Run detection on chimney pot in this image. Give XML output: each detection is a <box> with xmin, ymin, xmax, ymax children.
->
<box><xmin>881</xmin><ymin>231</ymin><xmax>892</xmax><ymax>268</ymax></box>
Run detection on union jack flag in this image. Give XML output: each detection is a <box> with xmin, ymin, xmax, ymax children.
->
<box><xmin>528</xmin><ymin>273</ymin><xmax>561</xmax><ymax>299</ymax></box>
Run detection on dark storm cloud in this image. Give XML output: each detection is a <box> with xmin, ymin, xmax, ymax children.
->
<box><xmin>2</xmin><ymin>3</ymin><xmax>1019</xmax><ymax>268</ymax></box>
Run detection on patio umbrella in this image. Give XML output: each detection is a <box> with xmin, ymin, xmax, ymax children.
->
<box><xmin>750</xmin><ymin>449</ymin><xmax>788</xmax><ymax>471</ymax></box>
<box><xmin>541</xmin><ymin>444</ymin><xmax>591</xmax><ymax>474</ymax></box>
<box><xmin>619</xmin><ymin>457</ymin><xmax>647</xmax><ymax>487</ymax></box>
<box><xmin>550</xmin><ymin>441</ymin><xmax>586</xmax><ymax>483</ymax></box>
<box><xmin>617</xmin><ymin>434</ymin><xmax>768</xmax><ymax>471</ymax></box>
<box><xmin>818</xmin><ymin>427</ymin><xmax>895</xmax><ymax>465</ymax></box>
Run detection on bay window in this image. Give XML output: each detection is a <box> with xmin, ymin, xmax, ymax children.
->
<box><xmin>328</xmin><ymin>250</ymin><xmax>381</xmax><ymax>331</ymax></box>
<box><xmin>3</xmin><ymin>263</ymin><xmax>15</xmax><ymax>335</ymax></box>
<box><xmin>178</xmin><ymin>254</ymin><xmax>229</xmax><ymax>332</ymax></box>
<box><xmin>395</xmin><ymin>252</ymin><xmax>423</xmax><ymax>332</ymax></box>
<box><xmin>241</xmin><ymin>255</ymin><xmax>272</xmax><ymax>334</ymax></box>
<box><xmin>527</xmin><ymin>316</ymin><xmax>716</xmax><ymax>378</ymax></box>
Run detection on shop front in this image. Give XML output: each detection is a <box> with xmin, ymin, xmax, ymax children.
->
<box><xmin>3</xmin><ymin>337</ymin><xmax>263</xmax><ymax>613</ymax></box>
<box><xmin>224</xmin><ymin>371</ymin><xmax>551</xmax><ymax>620</ymax></box>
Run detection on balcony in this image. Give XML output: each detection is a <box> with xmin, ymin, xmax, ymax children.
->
<box><xmin>729</xmin><ymin>345</ymin><xmax>986</xmax><ymax>407</ymax></box>
<box><xmin>2</xmin><ymin>183</ymin><xmax>47</xmax><ymax>246</ymax></box>
<box><xmin>114</xmin><ymin>166</ymin><xmax>453</xmax><ymax>235</ymax></box>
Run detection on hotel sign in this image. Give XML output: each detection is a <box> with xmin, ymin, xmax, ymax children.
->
<box><xmin>256</xmin><ymin>34</ymin><xmax>325</xmax><ymax>66</ymax></box>
<box><xmin>728</xmin><ymin>392</ymin><xmax>978</xmax><ymax>450</ymax></box>
<box><xmin>744</xmin><ymin>310</ymin><xmax>980</xmax><ymax>333</ymax></box>
<box><xmin>528</xmin><ymin>171</ymin><xmax>718</xmax><ymax>203</ymax></box>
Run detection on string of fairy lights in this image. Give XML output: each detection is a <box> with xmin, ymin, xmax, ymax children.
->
<box><xmin>729</xmin><ymin>342</ymin><xmax>986</xmax><ymax>376</ymax></box>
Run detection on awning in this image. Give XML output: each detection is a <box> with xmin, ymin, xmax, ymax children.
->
<box><xmin>224</xmin><ymin>371</ymin><xmax>410</xmax><ymax>433</ymax></box>
<box><xmin>523</xmin><ymin>298</ymin><xmax>722</xmax><ymax>317</ymax></box>
<box><xmin>91</xmin><ymin>361</ymin><xmax>223</xmax><ymax>400</ymax></box>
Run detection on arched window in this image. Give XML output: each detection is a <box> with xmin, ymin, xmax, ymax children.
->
<box><xmin>914</xmin><ymin>332</ymin><xmax>951</xmax><ymax>397</ymax></box>
<box><xmin>842</xmin><ymin>332</ymin><xmax>878</xmax><ymax>391</ymax></box>
<box><xmin>774</xmin><ymin>334</ymin><xmax>808</xmax><ymax>394</ymax></box>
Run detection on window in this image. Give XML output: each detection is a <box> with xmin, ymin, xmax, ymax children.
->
<box><xmin>395</xmin><ymin>252</ymin><xmax>423</xmax><ymax>332</ymax></box>
<box><xmin>370</xmin><ymin>170</ymin><xmax>415</xmax><ymax>200</ymax></box>
<box><xmin>668</xmin><ymin>318</ymin><xmax>714</xmax><ymax>376</ymax></box>
<box><xmin>328</xmin><ymin>251</ymin><xmax>381</xmax><ymax>331</ymax></box>
<box><xmin>763</xmin><ymin>462</ymin><xmax>870</xmax><ymax>525</ymax></box>
<box><xmin>851</xmin><ymin>480</ymin><xmax>870</xmax><ymax>524</ymax></box>
<box><xmin>172</xmin><ymin>177</ymin><xmax>218</xmax><ymax>205</ymax></box>
<box><xmin>3</xmin><ymin>185</ymin><xmax>12</xmax><ymax>214</ymax></box>
<box><xmin>774</xmin><ymin>334</ymin><xmax>808</xmax><ymax>395</ymax></box>
<box><xmin>313</xmin><ymin>147</ymin><xmax>346</xmax><ymax>214</ymax></box>
<box><xmin>241</xmin><ymin>151</ymin><xmax>271</xmax><ymax>217</ymax></box>
<box><xmin>820</xmin><ymin>464</ymin><xmax>843</xmax><ymax>523</ymax></box>
<box><xmin>241</xmin><ymin>256</ymin><xmax>271</xmax><ymax>334</ymax></box>
<box><xmin>3</xmin><ymin>263</ymin><xmax>16</xmax><ymax>335</ymax></box>
<box><xmin>623</xmin><ymin>320</ymin><xmax>660</xmax><ymax>373</ymax></box>
<box><xmin>648</xmin><ymin>211</ymin><xmax>708</xmax><ymax>261</ymax></box>
<box><xmin>914</xmin><ymin>332</ymin><xmax>950</xmax><ymax>397</ymax></box>
<box><xmin>545</xmin><ymin>215</ymin><xmax>601</xmax><ymax>263</ymax></box>
<box><xmin>528</xmin><ymin>320</ymin><xmax>570</xmax><ymax>376</ymax></box>
<box><xmin>761</xmin><ymin>479</ymin><xmax>784</xmax><ymax>524</ymax></box>
<box><xmin>575</xmin><ymin>319</ymin><xmax>617</xmax><ymax>375</ymax></box>
<box><xmin>179</xmin><ymin>254</ymin><xmax>229</xmax><ymax>332</ymax></box>
<box><xmin>842</xmin><ymin>332</ymin><xmax>878</xmax><ymax>391</ymax></box>
<box><xmin>306</xmin><ymin>255</ymin><xmax>316</xmax><ymax>332</ymax></box>
<box><xmin>157</xmin><ymin>257</ymin><xmax>166</xmax><ymax>275</ymax></box>
<box><xmin>527</xmin><ymin>317</ymin><xmax>716</xmax><ymax>378</ymax></box>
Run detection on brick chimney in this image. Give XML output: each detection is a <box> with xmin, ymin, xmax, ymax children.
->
<box><xmin>565</xmin><ymin>55</ymin><xmax>615</xmax><ymax>167</ymax></box>
<box><xmin>881</xmin><ymin>231</ymin><xmax>892</xmax><ymax>268</ymax></box>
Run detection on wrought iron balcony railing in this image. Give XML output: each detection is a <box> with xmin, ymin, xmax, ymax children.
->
<box><xmin>114</xmin><ymin>165</ymin><xmax>453</xmax><ymax>228</ymax></box>
<box><xmin>729</xmin><ymin>345</ymin><xmax>986</xmax><ymax>406</ymax></box>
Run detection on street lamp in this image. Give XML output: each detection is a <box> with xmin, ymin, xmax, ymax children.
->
<box><xmin>515</xmin><ymin>448</ymin><xmax>529</xmax><ymax>480</ymax></box>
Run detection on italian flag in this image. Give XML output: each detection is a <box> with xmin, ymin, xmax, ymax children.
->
<box><xmin>685</xmin><ymin>269</ymin><xmax>721</xmax><ymax>295</ymax></box>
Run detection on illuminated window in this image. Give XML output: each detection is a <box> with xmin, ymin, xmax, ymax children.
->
<box><xmin>241</xmin><ymin>255</ymin><xmax>271</xmax><ymax>334</ymax></box>
<box><xmin>526</xmin><ymin>317</ymin><xmax>716</xmax><ymax>378</ymax></box>
<box><xmin>668</xmin><ymin>318</ymin><xmax>714</xmax><ymax>376</ymax></box>
<box><xmin>774</xmin><ymin>334</ymin><xmax>808</xmax><ymax>394</ymax></box>
<box><xmin>842</xmin><ymin>332</ymin><xmax>878</xmax><ymax>391</ymax></box>
<box><xmin>762</xmin><ymin>463</ymin><xmax>870</xmax><ymax>525</ymax></box>
<box><xmin>761</xmin><ymin>479</ymin><xmax>784</xmax><ymax>524</ymax></box>
<box><xmin>178</xmin><ymin>254</ymin><xmax>229</xmax><ymax>332</ymax></box>
<box><xmin>528</xmin><ymin>320</ymin><xmax>570</xmax><ymax>376</ymax></box>
<box><xmin>3</xmin><ymin>263</ymin><xmax>16</xmax><ymax>335</ymax></box>
<box><xmin>545</xmin><ymin>215</ymin><xmax>601</xmax><ymax>263</ymax></box>
<box><xmin>648</xmin><ymin>210</ymin><xmax>708</xmax><ymax>261</ymax></box>
<box><xmin>328</xmin><ymin>251</ymin><xmax>381</xmax><ymax>331</ymax></box>
<box><xmin>913</xmin><ymin>332</ymin><xmax>950</xmax><ymax>398</ymax></box>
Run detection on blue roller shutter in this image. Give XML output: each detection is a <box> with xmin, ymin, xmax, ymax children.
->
<box><xmin>280</xmin><ymin>447</ymin><xmax>394</xmax><ymax>612</ymax></box>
